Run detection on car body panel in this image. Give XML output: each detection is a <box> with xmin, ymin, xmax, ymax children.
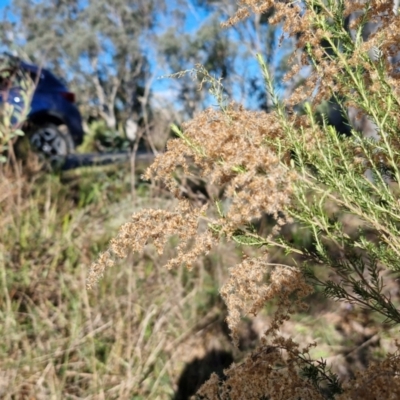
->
<box><xmin>0</xmin><ymin>56</ymin><xmax>84</xmax><ymax>147</ymax></box>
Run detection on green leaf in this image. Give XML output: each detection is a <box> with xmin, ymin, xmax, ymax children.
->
<box><xmin>232</xmin><ymin>234</ymin><xmax>266</xmax><ymax>247</ymax></box>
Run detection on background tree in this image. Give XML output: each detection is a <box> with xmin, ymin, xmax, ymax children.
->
<box><xmin>158</xmin><ymin>0</ymin><xmax>296</xmax><ymax>114</ymax></box>
<box><xmin>2</xmin><ymin>0</ymin><xmax>163</xmax><ymax>132</ymax></box>
<box><xmin>0</xmin><ymin>0</ymin><xmax>297</xmax><ymax>142</ymax></box>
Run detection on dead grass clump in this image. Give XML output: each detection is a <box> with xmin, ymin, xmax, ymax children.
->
<box><xmin>1</xmin><ymin>169</ymin><xmax>239</xmax><ymax>398</ymax></box>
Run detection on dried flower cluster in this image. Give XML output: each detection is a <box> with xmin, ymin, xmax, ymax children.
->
<box><xmin>220</xmin><ymin>256</ymin><xmax>312</xmax><ymax>346</ymax></box>
<box><xmin>88</xmin><ymin>104</ymin><xmax>298</xmax><ymax>286</ymax></box>
<box><xmin>337</xmin><ymin>343</ymin><xmax>400</xmax><ymax>399</ymax></box>
<box><xmin>197</xmin><ymin>338</ymin><xmax>325</xmax><ymax>400</ymax></box>
<box><xmin>86</xmin><ymin>200</ymin><xmax>212</xmax><ymax>288</ymax></box>
<box><xmin>146</xmin><ymin>107</ymin><xmax>296</xmax><ymax>233</ymax></box>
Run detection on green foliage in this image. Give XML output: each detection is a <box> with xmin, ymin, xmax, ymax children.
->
<box><xmin>78</xmin><ymin>119</ymin><xmax>130</xmax><ymax>153</ymax></box>
<box><xmin>249</xmin><ymin>40</ymin><xmax>400</xmax><ymax>342</ymax></box>
<box><xmin>300</xmin><ymin>357</ymin><xmax>344</xmax><ymax>399</ymax></box>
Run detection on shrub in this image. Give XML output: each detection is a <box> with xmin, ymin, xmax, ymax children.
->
<box><xmin>89</xmin><ymin>1</ymin><xmax>400</xmax><ymax>398</ymax></box>
<box><xmin>0</xmin><ymin>54</ymin><xmax>33</xmax><ymax>165</ymax></box>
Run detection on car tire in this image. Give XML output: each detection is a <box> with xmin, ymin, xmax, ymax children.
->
<box><xmin>29</xmin><ymin>123</ymin><xmax>75</xmax><ymax>157</ymax></box>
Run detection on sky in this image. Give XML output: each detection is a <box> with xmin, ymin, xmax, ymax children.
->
<box><xmin>0</xmin><ymin>0</ymin><xmax>10</xmax><ymax>13</ymax></box>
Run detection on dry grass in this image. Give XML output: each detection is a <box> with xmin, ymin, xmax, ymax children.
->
<box><xmin>0</xmin><ymin>167</ymin><xmax>232</xmax><ymax>399</ymax></box>
<box><xmin>0</xmin><ymin>169</ymin><xmax>400</xmax><ymax>400</ymax></box>
<box><xmin>0</xmin><ymin>166</ymin><xmax>399</xmax><ymax>398</ymax></box>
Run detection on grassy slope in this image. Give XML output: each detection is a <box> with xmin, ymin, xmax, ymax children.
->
<box><xmin>0</xmin><ymin>166</ymin><xmax>235</xmax><ymax>399</ymax></box>
<box><xmin>0</xmin><ymin>165</ymin><xmax>398</xmax><ymax>399</ymax></box>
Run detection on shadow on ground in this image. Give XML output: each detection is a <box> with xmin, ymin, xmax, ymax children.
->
<box><xmin>173</xmin><ymin>349</ymin><xmax>233</xmax><ymax>400</ymax></box>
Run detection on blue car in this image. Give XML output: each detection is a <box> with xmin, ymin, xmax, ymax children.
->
<box><xmin>0</xmin><ymin>54</ymin><xmax>84</xmax><ymax>157</ymax></box>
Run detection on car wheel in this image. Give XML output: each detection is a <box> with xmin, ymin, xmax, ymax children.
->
<box><xmin>30</xmin><ymin>123</ymin><xmax>74</xmax><ymax>157</ymax></box>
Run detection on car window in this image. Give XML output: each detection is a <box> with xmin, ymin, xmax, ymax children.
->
<box><xmin>37</xmin><ymin>70</ymin><xmax>66</xmax><ymax>91</ymax></box>
<box><xmin>29</xmin><ymin>71</ymin><xmax>39</xmax><ymax>83</ymax></box>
